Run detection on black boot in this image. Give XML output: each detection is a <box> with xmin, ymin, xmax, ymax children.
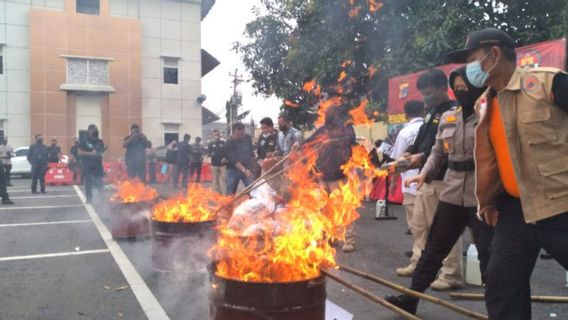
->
<box><xmin>2</xmin><ymin>198</ymin><xmax>14</xmax><ymax>205</ymax></box>
<box><xmin>384</xmin><ymin>294</ymin><xmax>419</xmax><ymax>315</ymax></box>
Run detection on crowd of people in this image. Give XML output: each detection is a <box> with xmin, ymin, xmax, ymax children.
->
<box><xmin>379</xmin><ymin>27</ymin><xmax>568</xmax><ymax>319</ymax></box>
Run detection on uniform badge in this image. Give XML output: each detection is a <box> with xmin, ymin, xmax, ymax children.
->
<box><xmin>443</xmin><ymin>141</ymin><xmax>450</xmax><ymax>152</ymax></box>
<box><xmin>523</xmin><ymin>75</ymin><xmax>539</xmax><ymax>92</ymax></box>
<box><xmin>446</xmin><ymin>115</ymin><xmax>457</xmax><ymax>123</ymax></box>
<box><xmin>424</xmin><ymin>113</ymin><xmax>431</xmax><ymax>123</ymax></box>
<box><xmin>399</xmin><ymin>81</ymin><xmax>410</xmax><ymax>99</ymax></box>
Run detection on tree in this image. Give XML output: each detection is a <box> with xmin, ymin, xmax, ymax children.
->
<box><xmin>236</xmin><ymin>0</ymin><xmax>568</xmax><ymax>128</ymax></box>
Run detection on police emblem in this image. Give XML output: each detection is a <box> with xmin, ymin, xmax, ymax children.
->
<box><xmin>517</xmin><ymin>50</ymin><xmax>542</xmax><ymax>68</ymax></box>
<box><xmin>398</xmin><ymin>81</ymin><xmax>410</xmax><ymax>99</ymax></box>
<box><xmin>523</xmin><ymin>75</ymin><xmax>539</xmax><ymax>92</ymax></box>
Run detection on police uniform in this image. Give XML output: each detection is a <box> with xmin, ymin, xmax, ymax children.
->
<box><xmin>409</xmin><ymin>106</ymin><xmax>494</xmax><ymax>294</ymax></box>
<box><xmin>208</xmin><ymin>139</ymin><xmax>226</xmax><ymax>195</ymax></box>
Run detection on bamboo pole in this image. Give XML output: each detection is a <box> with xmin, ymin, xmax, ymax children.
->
<box><xmin>321</xmin><ymin>269</ymin><xmax>421</xmax><ymax>320</ymax></box>
<box><xmin>450</xmin><ymin>292</ymin><xmax>568</xmax><ymax>303</ymax></box>
<box><xmin>338</xmin><ymin>265</ymin><xmax>488</xmax><ymax>320</ymax></box>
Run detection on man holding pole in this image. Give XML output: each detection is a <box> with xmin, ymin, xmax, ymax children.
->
<box><xmin>447</xmin><ymin>27</ymin><xmax>568</xmax><ymax>319</ymax></box>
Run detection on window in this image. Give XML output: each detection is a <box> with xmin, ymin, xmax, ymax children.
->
<box><xmin>76</xmin><ymin>0</ymin><xmax>100</xmax><ymax>15</ymax></box>
<box><xmin>0</xmin><ymin>46</ymin><xmax>3</xmax><ymax>75</ymax></box>
<box><xmin>67</xmin><ymin>58</ymin><xmax>109</xmax><ymax>85</ymax></box>
<box><xmin>16</xmin><ymin>149</ymin><xmax>28</xmax><ymax>157</ymax></box>
<box><xmin>163</xmin><ymin>57</ymin><xmax>179</xmax><ymax>85</ymax></box>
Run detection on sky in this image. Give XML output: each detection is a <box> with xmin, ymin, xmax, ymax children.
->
<box><xmin>201</xmin><ymin>0</ymin><xmax>282</xmax><ymax>125</ymax></box>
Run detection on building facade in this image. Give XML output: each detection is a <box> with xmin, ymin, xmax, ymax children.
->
<box><xmin>0</xmin><ymin>0</ymin><xmax>214</xmax><ymax>158</ymax></box>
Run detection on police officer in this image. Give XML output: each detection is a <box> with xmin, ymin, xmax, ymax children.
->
<box><xmin>448</xmin><ymin>27</ymin><xmax>568</xmax><ymax>319</ymax></box>
<box><xmin>385</xmin><ymin>66</ymin><xmax>494</xmax><ymax>315</ymax></box>
<box><xmin>396</xmin><ymin>69</ymin><xmax>463</xmax><ymax>290</ymax></box>
<box><xmin>207</xmin><ymin>130</ymin><xmax>227</xmax><ymax>194</ymax></box>
<box><xmin>79</xmin><ymin>125</ymin><xmax>105</xmax><ymax>204</ymax></box>
<box><xmin>27</xmin><ymin>134</ymin><xmax>48</xmax><ymax>194</ymax></box>
<box><xmin>123</xmin><ymin>124</ymin><xmax>148</xmax><ymax>182</ymax></box>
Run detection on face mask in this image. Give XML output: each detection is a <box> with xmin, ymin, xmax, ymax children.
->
<box><xmin>453</xmin><ymin>90</ymin><xmax>478</xmax><ymax>110</ymax></box>
<box><xmin>466</xmin><ymin>53</ymin><xmax>498</xmax><ymax>88</ymax></box>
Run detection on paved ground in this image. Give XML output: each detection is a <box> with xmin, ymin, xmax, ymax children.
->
<box><xmin>1</xmin><ymin>178</ymin><xmax>567</xmax><ymax>319</ymax></box>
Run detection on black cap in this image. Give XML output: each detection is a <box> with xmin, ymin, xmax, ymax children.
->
<box><xmin>448</xmin><ymin>28</ymin><xmax>515</xmax><ymax>63</ymax></box>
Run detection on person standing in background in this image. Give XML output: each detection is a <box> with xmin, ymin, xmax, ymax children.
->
<box><xmin>79</xmin><ymin>125</ymin><xmax>105</xmax><ymax>204</ymax></box>
<box><xmin>27</xmin><ymin>134</ymin><xmax>49</xmax><ymax>194</ymax></box>
<box><xmin>256</xmin><ymin>117</ymin><xmax>278</xmax><ymax>161</ymax></box>
<box><xmin>123</xmin><ymin>124</ymin><xmax>148</xmax><ymax>182</ymax></box>
<box><xmin>189</xmin><ymin>137</ymin><xmax>205</xmax><ymax>183</ymax></box>
<box><xmin>69</xmin><ymin>138</ymin><xmax>81</xmax><ymax>185</ymax></box>
<box><xmin>207</xmin><ymin>130</ymin><xmax>226</xmax><ymax>194</ymax></box>
<box><xmin>174</xmin><ymin>134</ymin><xmax>191</xmax><ymax>189</ymax></box>
<box><xmin>46</xmin><ymin>139</ymin><xmax>61</xmax><ymax>164</ymax></box>
<box><xmin>0</xmin><ymin>137</ymin><xmax>14</xmax><ymax>187</ymax></box>
<box><xmin>146</xmin><ymin>141</ymin><xmax>157</xmax><ymax>184</ymax></box>
<box><xmin>225</xmin><ymin>123</ymin><xmax>256</xmax><ymax>196</ymax></box>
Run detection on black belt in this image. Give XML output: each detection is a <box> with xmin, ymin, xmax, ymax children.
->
<box><xmin>448</xmin><ymin>160</ymin><xmax>475</xmax><ymax>172</ymax></box>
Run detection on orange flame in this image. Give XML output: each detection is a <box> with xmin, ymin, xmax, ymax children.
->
<box><xmin>368</xmin><ymin>65</ymin><xmax>378</xmax><ymax>78</ymax></box>
<box><xmin>337</xmin><ymin>71</ymin><xmax>348</xmax><ymax>82</ymax></box>
<box><xmin>349</xmin><ymin>99</ymin><xmax>373</xmax><ymax>126</ymax></box>
<box><xmin>303</xmin><ymin>79</ymin><xmax>317</xmax><ymax>92</ymax></box>
<box><xmin>368</xmin><ymin>0</ymin><xmax>383</xmax><ymax>13</ymax></box>
<box><xmin>110</xmin><ymin>179</ymin><xmax>158</xmax><ymax>203</ymax></box>
<box><xmin>152</xmin><ymin>185</ymin><xmax>228</xmax><ymax>223</ymax></box>
<box><xmin>314</xmin><ymin>96</ymin><xmax>343</xmax><ymax>128</ymax></box>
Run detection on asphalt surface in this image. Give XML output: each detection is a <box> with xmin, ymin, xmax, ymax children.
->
<box><xmin>2</xmin><ymin>178</ymin><xmax>567</xmax><ymax>320</ymax></box>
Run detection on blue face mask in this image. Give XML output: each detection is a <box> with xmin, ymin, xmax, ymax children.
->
<box><xmin>466</xmin><ymin>53</ymin><xmax>497</xmax><ymax>88</ymax></box>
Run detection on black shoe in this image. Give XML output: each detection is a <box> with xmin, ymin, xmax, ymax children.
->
<box><xmin>384</xmin><ymin>294</ymin><xmax>418</xmax><ymax>315</ymax></box>
<box><xmin>405</xmin><ymin>251</ymin><xmax>413</xmax><ymax>258</ymax></box>
<box><xmin>41</xmin><ymin>190</ymin><xmax>47</xmax><ymax>194</ymax></box>
<box><xmin>32</xmin><ymin>191</ymin><xmax>39</xmax><ymax>194</ymax></box>
<box><xmin>7</xmin><ymin>184</ymin><xmax>13</xmax><ymax>187</ymax></box>
<box><xmin>2</xmin><ymin>199</ymin><xmax>14</xmax><ymax>205</ymax></box>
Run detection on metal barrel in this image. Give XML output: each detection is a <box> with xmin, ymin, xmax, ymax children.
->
<box><xmin>109</xmin><ymin>201</ymin><xmax>152</xmax><ymax>239</ymax></box>
<box><xmin>151</xmin><ymin>219</ymin><xmax>216</xmax><ymax>272</ymax></box>
<box><xmin>208</xmin><ymin>262</ymin><xmax>327</xmax><ymax>320</ymax></box>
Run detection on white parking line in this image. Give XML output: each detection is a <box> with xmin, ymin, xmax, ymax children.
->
<box><xmin>0</xmin><ymin>249</ymin><xmax>109</xmax><ymax>262</ymax></box>
<box><xmin>0</xmin><ymin>205</ymin><xmax>84</xmax><ymax>211</ymax></box>
<box><xmin>73</xmin><ymin>186</ymin><xmax>170</xmax><ymax>320</ymax></box>
<box><xmin>0</xmin><ymin>220</ymin><xmax>92</xmax><ymax>228</ymax></box>
<box><xmin>11</xmin><ymin>195</ymin><xmax>78</xmax><ymax>199</ymax></box>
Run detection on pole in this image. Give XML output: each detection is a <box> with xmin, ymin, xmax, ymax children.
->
<box><xmin>450</xmin><ymin>292</ymin><xmax>568</xmax><ymax>304</ymax></box>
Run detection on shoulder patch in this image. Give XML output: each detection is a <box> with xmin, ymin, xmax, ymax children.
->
<box><xmin>445</xmin><ymin>114</ymin><xmax>458</xmax><ymax>123</ymax></box>
<box><xmin>522</xmin><ymin>75</ymin><xmax>539</xmax><ymax>92</ymax></box>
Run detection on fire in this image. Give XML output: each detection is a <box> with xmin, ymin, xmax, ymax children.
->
<box><xmin>152</xmin><ymin>185</ymin><xmax>228</xmax><ymax>223</ymax></box>
<box><xmin>213</xmin><ymin>140</ymin><xmax>387</xmax><ymax>282</ymax></box>
<box><xmin>110</xmin><ymin>179</ymin><xmax>158</xmax><ymax>203</ymax></box>
<box><xmin>337</xmin><ymin>70</ymin><xmax>348</xmax><ymax>82</ymax></box>
<box><xmin>349</xmin><ymin>99</ymin><xmax>373</xmax><ymax>126</ymax></box>
<box><xmin>368</xmin><ymin>0</ymin><xmax>383</xmax><ymax>13</ymax></box>
<box><xmin>303</xmin><ymin>79</ymin><xmax>317</xmax><ymax>92</ymax></box>
<box><xmin>315</xmin><ymin>96</ymin><xmax>342</xmax><ymax>128</ymax></box>
<box><xmin>368</xmin><ymin>65</ymin><xmax>378</xmax><ymax>78</ymax></box>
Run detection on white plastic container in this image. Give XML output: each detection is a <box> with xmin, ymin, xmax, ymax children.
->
<box><xmin>375</xmin><ymin>200</ymin><xmax>386</xmax><ymax>219</ymax></box>
<box><xmin>466</xmin><ymin>244</ymin><xmax>483</xmax><ymax>286</ymax></box>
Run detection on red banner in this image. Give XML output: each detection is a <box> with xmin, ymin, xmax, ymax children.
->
<box><xmin>387</xmin><ymin>38</ymin><xmax>567</xmax><ymax>124</ymax></box>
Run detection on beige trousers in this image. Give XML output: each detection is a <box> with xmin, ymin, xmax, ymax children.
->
<box><xmin>410</xmin><ymin>181</ymin><xmax>463</xmax><ymax>282</ymax></box>
<box><xmin>402</xmin><ymin>192</ymin><xmax>416</xmax><ymax>230</ymax></box>
<box><xmin>211</xmin><ymin>165</ymin><xmax>226</xmax><ymax>195</ymax></box>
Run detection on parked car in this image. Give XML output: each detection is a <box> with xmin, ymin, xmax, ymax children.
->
<box><xmin>11</xmin><ymin>147</ymin><xmax>31</xmax><ymax>177</ymax></box>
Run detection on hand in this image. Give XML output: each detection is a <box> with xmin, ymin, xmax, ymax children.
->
<box><xmin>405</xmin><ymin>174</ymin><xmax>426</xmax><ymax>190</ymax></box>
<box><xmin>292</xmin><ymin>142</ymin><xmax>301</xmax><ymax>151</ymax></box>
<box><xmin>478</xmin><ymin>205</ymin><xmax>499</xmax><ymax>227</ymax></box>
<box><xmin>406</xmin><ymin>153</ymin><xmax>424</xmax><ymax>169</ymax></box>
<box><xmin>244</xmin><ymin>169</ymin><xmax>253</xmax><ymax>178</ymax></box>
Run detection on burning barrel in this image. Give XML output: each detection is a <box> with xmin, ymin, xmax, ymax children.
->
<box><xmin>109</xmin><ymin>180</ymin><xmax>159</xmax><ymax>240</ymax></box>
<box><xmin>151</xmin><ymin>219</ymin><xmax>216</xmax><ymax>272</ymax></box>
<box><xmin>208</xmin><ymin>262</ymin><xmax>327</xmax><ymax>320</ymax></box>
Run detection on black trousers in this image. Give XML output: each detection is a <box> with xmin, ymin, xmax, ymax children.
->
<box><xmin>31</xmin><ymin>165</ymin><xmax>46</xmax><ymax>193</ymax></box>
<box><xmin>148</xmin><ymin>161</ymin><xmax>156</xmax><ymax>184</ymax></box>
<box><xmin>189</xmin><ymin>162</ymin><xmax>202</xmax><ymax>183</ymax></box>
<box><xmin>127</xmin><ymin>160</ymin><xmax>146</xmax><ymax>182</ymax></box>
<box><xmin>4</xmin><ymin>164</ymin><xmax>11</xmax><ymax>185</ymax></box>
<box><xmin>84</xmin><ymin>172</ymin><xmax>104</xmax><ymax>201</ymax></box>
<box><xmin>0</xmin><ymin>166</ymin><xmax>9</xmax><ymax>200</ymax></box>
<box><xmin>410</xmin><ymin>201</ymin><xmax>494</xmax><ymax>293</ymax></box>
<box><xmin>485</xmin><ymin>193</ymin><xmax>568</xmax><ymax>320</ymax></box>
<box><xmin>174</xmin><ymin>165</ymin><xmax>189</xmax><ymax>188</ymax></box>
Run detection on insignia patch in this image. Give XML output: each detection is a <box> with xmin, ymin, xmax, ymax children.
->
<box><xmin>446</xmin><ymin>115</ymin><xmax>457</xmax><ymax>123</ymax></box>
<box><xmin>433</xmin><ymin>119</ymin><xmax>439</xmax><ymax>124</ymax></box>
<box><xmin>523</xmin><ymin>75</ymin><xmax>539</xmax><ymax>92</ymax></box>
<box><xmin>443</xmin><ymin>141</ymin><xmax>450</xmax><ymax>152</ymax></box>
<box><xmin>424</xmin><ymin>114</ymin><xmax>432</xmax><ymax>123</ymax></box>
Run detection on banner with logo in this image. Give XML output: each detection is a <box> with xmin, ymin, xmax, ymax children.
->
<box><xmin>387</xmin><ymin>38</ymin><xmax>567</xmax><ymax>124</ymax></box>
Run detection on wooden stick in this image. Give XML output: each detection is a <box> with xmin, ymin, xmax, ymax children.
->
<box><xmin>338</xmin><ymin>265</ymin><xmax>488</xmax><ymax>320</ymax></box>
<box><xmin>236</xmin><ymin>151</ymin><xmax>294</xmax><ymax>197</ymax></box>
<box><xmin>450</xmin><ymin>292</ymin><xmax>568</xmax><ymax>303</ymax></box>
<box><xmin>321</xmin><ymin>269</ymin><xmax>421</xmax><ymax>320</ymax></box>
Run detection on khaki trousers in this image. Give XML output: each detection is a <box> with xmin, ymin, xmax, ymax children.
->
<box><xmin>403</xmin><ymin>193</ymin><xmax>416</xmax><ymax>230</ymax></box>
<box><xmin>410</xmin><ymin>181</ymin><xmax>463</xmax><ymax>282</ymax></box>
<box><xmin>211</xmin><ymin>165</ymin><xmax>226</xmax><ymax>195</ymax></box>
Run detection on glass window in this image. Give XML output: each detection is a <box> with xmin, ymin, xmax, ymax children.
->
<box><xmin>66</xmin><ymin>58</ymin><xmax>109</xmax><ymax>85</ymax></box>
<box><xmin>15</xmin><ymin>149</ymin><xmax>28</xmax><ymax>157</ymax></box>
<box><xmin>163</xmin><ymin>57</ymin><xmax>179</xmax><ymax>85</ymax></box>
<box><xmin>76</xmin><ymin>0</ymin><xmax>100</xmax><ymax>15</ymax></box>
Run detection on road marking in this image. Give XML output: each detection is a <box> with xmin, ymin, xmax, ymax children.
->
<box><xmin>8</xmin><ymin>187</ymin><xmax>73</xmax><ymax>192</ymax></box>
<box><xmin>11</xmin><ymin>195</ymin><xmax>78</xmax><ymax>199</ymax></box>
<box><xmin>73</xmin><ymin>186</ymin><xmax>170</xmax><ymax>320</ymax></box>
<box><xmin>0</xmin><ymin>249</ymin><xmax>109</xmax><ymax>262</ymax></box>
<box><xmin>0</xmin><ymin>220</ymin><xmax>92</xmax><ymax>228</ymax></box>
<box><xmin>0</xmin><ymin>205</ymin><xmax>84</xmax><ymax>211</ymax></box>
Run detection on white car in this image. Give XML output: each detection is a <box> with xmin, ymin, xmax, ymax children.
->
<box><xmin>11</xmin><ymin>147</ymin><xmax>32</xmax><ymax>177</ymax></box>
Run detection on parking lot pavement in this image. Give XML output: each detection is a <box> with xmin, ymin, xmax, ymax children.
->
<box><xmin>0</xmin><ymin>179</ymin><xmax>150</xmax><ymax>320</ymax></box>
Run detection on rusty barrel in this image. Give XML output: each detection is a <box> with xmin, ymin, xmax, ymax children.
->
<box><xmin>109</xmin><ymin>201</ymin><xmax>153</xmax><ymax>239</ymax></box>
<box><xmin>208</xmin><ymin>263</ymin><xmax>326</xmax><ymax>320</ymax></box>
<box><xmin>151</xmin><ymin>219</ymin><xmax>216</xmax><ymax>272</ymax></box>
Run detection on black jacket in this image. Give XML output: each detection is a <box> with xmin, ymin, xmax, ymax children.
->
<box><xmin>207</xmin><ymin>139</ymin><xmax>226</xmax><ymax>167</ymax></box>
<box><xmin>256</xmin><ymin>131</ymin><xmax>278</xmax><ymax>160</ymax></box>
<box><xmin>176</xmin><ymin>141</ymin><xmax>192</xmax><ymax>167</ymax></box>
<box><xmin>224</xmin><ymin>135</ymin><xmax>256</xmax><ymax>170</ymax></box>
<box><xmin>27</xmin><ymin>143</ymin><xmax>48</xmax><ymax>167</ymax></box>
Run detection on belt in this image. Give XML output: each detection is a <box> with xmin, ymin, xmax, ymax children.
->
<box><xmin>448</xmin><ymin>160</ymin><xmax>475</xmax><ymax>172</ymax></box>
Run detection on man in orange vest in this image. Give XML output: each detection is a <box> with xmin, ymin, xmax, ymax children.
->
<box><xmin>448</xmin><ymin>28</ymin><xmax>568</xmax><ymax>319</ymax></box>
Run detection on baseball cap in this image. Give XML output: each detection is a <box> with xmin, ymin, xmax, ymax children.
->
<box><xmin>448</xmin><ymin>27</ymin><xmax>515</xmax><ymax>63</ymax></box>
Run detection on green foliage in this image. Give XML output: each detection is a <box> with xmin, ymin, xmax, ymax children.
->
<box><xmin>236</xmin><ymin>0</ymin><xmax>568</xmax><ymax>128</ymax></box>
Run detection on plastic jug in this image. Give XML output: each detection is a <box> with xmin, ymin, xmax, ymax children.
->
<box><xmin>375</xmin><ymin>200</ymin><xmax>386</xmax><ymax>219</ymax></box>
<box><xmin>466</xmin><ymin>244</ymin><xmax>482</xmax><ymax>286</ymax></box>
